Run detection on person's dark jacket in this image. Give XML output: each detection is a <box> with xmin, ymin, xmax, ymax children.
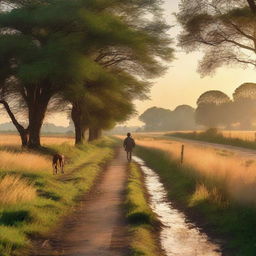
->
<box><xmin>123</xmin><ymin>137</ymin><xmax>135</xmax><ymax>152</ymax></box>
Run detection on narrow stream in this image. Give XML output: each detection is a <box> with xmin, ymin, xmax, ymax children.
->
<box><xmin>133</xmin><ymin>156</ymin><xmax>222</xmax><ymax>256</ymax></box>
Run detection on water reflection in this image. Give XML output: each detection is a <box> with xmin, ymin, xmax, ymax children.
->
<box><xmin>133</xmin><ymin>156</ymin><xmax>222</xmax><ymax>256</ymax></box>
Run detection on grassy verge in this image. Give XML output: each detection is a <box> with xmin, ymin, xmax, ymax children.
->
<box><xmin>135</xmin><ymin>146</ymin><xmax>256</xmax><ymax>256</ymax></box>
<box><xmin>125</xmin><ymin>162</ymin><xmax>164</xmax><ymax>256</ymax></box>
<box><xmin>0</xmin><ymin>137</ymin><xmax>117</xmax><ymax>256</ymax></box>
<box><xmin>168</xmin><ymin>129</ymin><xmax>256</xmax><ymax>150</ymax></box>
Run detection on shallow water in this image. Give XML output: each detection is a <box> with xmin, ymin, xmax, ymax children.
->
<box><xmin>133</xmin><ymin>156</ymin><xmax>222</xmax><ymax>256</ymax></box>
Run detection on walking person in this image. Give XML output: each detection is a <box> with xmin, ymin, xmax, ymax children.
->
<box><xmin>123</xmin><ymin>132</ymin><xmax>136</xmax><ymax>161</ymax></box>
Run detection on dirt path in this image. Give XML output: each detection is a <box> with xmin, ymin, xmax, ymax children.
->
<box><xmin>32</xmin><ymin>148</ymin><xmax>129</xmax><ymax>256</ymax></box>
<box><xmin>168</xmin><ymin>136</ymin><xmax>256</xmax><ymax>158</ymax></box>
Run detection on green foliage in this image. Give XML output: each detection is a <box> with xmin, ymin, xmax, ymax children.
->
<box><xmin>0</xmin><ymin>0</ymin><xmax>174</xmax><ymax>146</ymax></box>
<box><xmin>177</xmin><ymin>0</ymin><xmax>256</xmax><ymax>75</ymax></box>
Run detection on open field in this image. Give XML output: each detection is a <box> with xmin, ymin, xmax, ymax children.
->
<box><xmin>123</xmin><ymin>134</ymin><xmax>256</xmax><ymax>205</ymax></box>
<box><xmin>0</xmin><ymin>134</ymin><xmax>74</xmax><ymax>148</ymax></box>
<box><xmin>0</xmin><ymin>134</ymin><xmax>117</xmax><ymax>256</ymax></box>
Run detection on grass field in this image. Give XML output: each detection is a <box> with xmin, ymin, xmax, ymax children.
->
<box><xmin>125</xmin><ymin>162</ymin><xmax>164</xmax><ymax>256</ymax></box>
<box><xmin>0</xmin><ymin>134</ymin><xmax>74</xmax><ymax>148</ymax></box>
<box><xmin>0</xmin><ymin>134</ymin><xmax>117</xmax><ymax>256</ymax></box>
<box><xmin>135</xmin><ymin>146</ymin><xmax>256</xmax><ymax>255</ymax></box>
<box><xmin>129</xmin><ymin>134</ymin><xmax>256</xmax><ymax>206</ymax></box>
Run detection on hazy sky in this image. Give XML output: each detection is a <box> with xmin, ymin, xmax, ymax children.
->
<box><xmin>125</xmin><ymin>0</ymin><xmax>256</xmax><ymax>126</ymax></box>
<box><xmin>1</xmin><ymin>0</ymin><xmax>256</xmax><ymax>127</ymax></box>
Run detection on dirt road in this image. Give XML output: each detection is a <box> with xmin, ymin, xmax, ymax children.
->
<box><xmin>168</xmin><ymin>136</ymin><xmax>256</xmax><ymax>158</ymax></box>
<box><xmin>32</xmin><ymin>148</ymin><xmax>129</xmax><ymax>256</ymax></box>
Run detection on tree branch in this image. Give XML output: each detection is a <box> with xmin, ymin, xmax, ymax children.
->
<box><xmin>0</xmin><ymin>99</ymin><xmax>27</xmax><ymax>132</ymax></box>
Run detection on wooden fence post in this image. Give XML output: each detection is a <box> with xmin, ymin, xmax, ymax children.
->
<box><xmin>181</xmin><ymin>144</ymin><xmax>184</xmax><ymax>164</ymax></box>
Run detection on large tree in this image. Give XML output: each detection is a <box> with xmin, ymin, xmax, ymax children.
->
<box><xmin>0</xmin><ymin>0</ymin><xmax>173</xmax><ymax>147</ymax></box>
<box><xmin>69</xmin><ymin>70</ymin><xmax>144</xmax><ymax>144</ymax></box>
<box><xmin>67</xmin><ymin>0</ymin><xmax>173</xmax><ymax>143</ymax></box>
<box><xmin>172</xmin><ymin>105</ymin><xmax>196</xmax><ymax>130</ymax></box>
<box><xmin>196</xmin><ymin>90</ymin><xmax>231</xmax><ymax>128</ymax></box>
<box><xmin>233</xmin><ymin>82</ymin><xmax>256</xmax><ymax>129</ymax></box>
<box><xmin>177</xmin><ymin>0</ymin><xmax>256</xmax><ymax>75</ymax></box>
<box><xmin>139</xmin><ymin>107</ymin><xmax>173</xmax><ymax>131</ymax></box>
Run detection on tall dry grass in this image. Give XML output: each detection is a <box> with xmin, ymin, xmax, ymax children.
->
<box><xmin>41</xmin><ymin>135</ymin><xmax>74</xmax><ymax>145</ymax></box>
<box><xmin>0</xmin><ymin>151</ymin><xmax>50</xmax><ymax>172</ymax></box>
<box><xmin>221</xmin><ymin>130</ymin><xmax>256</xmax><ymax>141</ymax></box>
<box><xmin>0</xmin><ymin>175</ymin><xmax>36</xmax><ymax>204</ymax></box>
<box><xmin>0</xmin><ymin>134</ymin><xmax>73</xmax><ymax>172</ymax></box>
<box><xmin>0</xmin><ymin>134</ymin><xmax>74</xmax><ymax>147</ymax></box>
<box><xmin>132</xmin><ymin>135</ymin><xmax>256</xmax><ymax>205</ymax></box>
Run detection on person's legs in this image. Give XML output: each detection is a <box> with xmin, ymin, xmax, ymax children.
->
<box><xmin>128</xmin><ymin>151</ymin><xmax>132</xmax><ymax>161</ymax></box>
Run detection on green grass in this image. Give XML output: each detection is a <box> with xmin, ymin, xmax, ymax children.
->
<box><xmin>125</xmin><ymin>162</ymin><xmax>164</xmax><ymax>256</ymax></box>
<box><xmin>0</xmin><ymin>137</ymin><xmax>118</xmax><ymax>256</ymax></box>
<box><xmin>168</xmin><ymin>129</ymin><xmax>256</xmax><ymax>150</ymax></box>
<box><xmin>135</xmin><ymin>146</ymin><xmax>256</xmax><ymax>256</ymax></box>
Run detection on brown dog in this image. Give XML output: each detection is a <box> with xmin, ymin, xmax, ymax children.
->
<box><xmin>52</xmin><ymin>154</ymin><xmax>65</xmax><ymax>174</ymax></box>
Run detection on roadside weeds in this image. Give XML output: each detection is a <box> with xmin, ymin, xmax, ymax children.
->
<box><xmin>125</xmin><ymin>162</ymin><xmax>165</xmax><ymax>256</ymax></box>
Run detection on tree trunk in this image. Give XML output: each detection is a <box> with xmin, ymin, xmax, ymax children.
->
<box><xmin>71</xmin><ymin>103</ymin><xmax>87</xmax><ymax>145</ymax></box>
<box><xmin>20</xmin><ymin>129</ymin><xmax>28</xmax><ymax>147</ymax></box>
<box><xmin>247</xmin><ymin>0</ymin><xmax>256</xmax><ymax>13</ymax></box>
<box><xmin>28</xmin><ymin>116</ymin><xmax>43</xmax><ymax>148</ymax></box>
<box><xmin>0</xmin><ymin>100</ymin><xmax>28</xmax><ymax>147</ymax></box>
<box><xmin>26</xmin><ymin>87</ymin><xmax>51</xmax><ymax>149</ymax></box>
<box><xmin>88</xmin><ymin>127</ymin><xmax>102</xmax><ymax>142</ymax></box>
<box><xmin>74</xmin><ymin>123</ymin><xmax>87</xmax><ymax>144</ymax></box>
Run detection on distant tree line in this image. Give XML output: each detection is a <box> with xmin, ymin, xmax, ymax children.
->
<box><xmin>139</xmin><ymin>105</ymin><xmax>196</xmax><ymax>131</ymax></box>
<box><xmin>0</xmin><ymin>0</ymin><xmax>173</xmax><ymax>148</ymax></box>
<box><xmin>139</xmin><ymin>83</ymin><xmax>256</xmax><ymax>131</ymax></box>
<box><xmin>196</xmin><ymin>83</ymin><xmax>256</xmax><ymax>130</ymax></box>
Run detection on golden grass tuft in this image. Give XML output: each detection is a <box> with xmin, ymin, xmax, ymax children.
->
<box><xmin>0</xmin><ymin>175</ymin><xmax>36</xmax><ymax>204</ymax></box>
<box><xmin>191</xmin><ymin>184</ymin><xmax>210</xmax><ymax>203</ymax></box>
<box><xmin>190</xmin><ymin>184</ymin><xmax>223</xmax><ymax>206</ymax></box>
